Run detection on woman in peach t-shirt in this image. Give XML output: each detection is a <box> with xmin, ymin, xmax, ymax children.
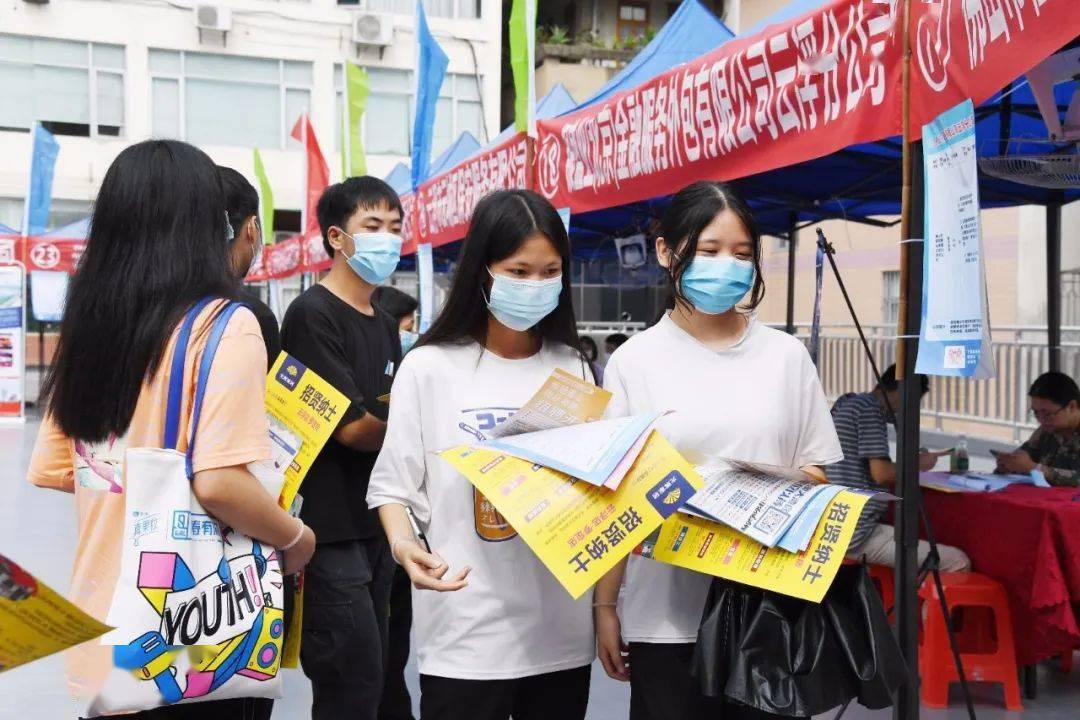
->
<box><xmin>29</xmin><ymin>140</ymin><xmax>315</xmax><ymax>720</ymax></box>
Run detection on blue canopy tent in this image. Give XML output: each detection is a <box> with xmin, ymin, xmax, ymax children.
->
<box><xmin>41</xmin><ymin>216</ymin><xmax>91</xmax><ymax>239</ymax></box>
<box><xmin>491</xmin><ymin>83</ymin><xmax>578</xmax><ymax>145</ymax></box>
<box><xmin>384</xmin><ymin>162</ymin><xmax>412</xmax><ymax>196</ymax></box>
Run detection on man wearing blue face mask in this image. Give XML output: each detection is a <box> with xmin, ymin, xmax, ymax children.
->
<box><xmin>280</xmin><ymin>176</ymin><xmax>404</xmax><ymax>720</ymax></box>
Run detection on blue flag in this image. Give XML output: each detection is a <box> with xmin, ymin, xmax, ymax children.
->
<box><xmin>411</xmin><ymin>0</ymin><xmax>448</xmax><ymax>190</ymax></box>
<box><xmin>25</xmin><ymin>123</ymin><xmax>60</xmax><ymax>236</ymax></box>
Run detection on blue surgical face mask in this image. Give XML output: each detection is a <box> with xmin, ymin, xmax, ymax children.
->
<box><xmin>340</xmin><ymin>228</ymin><xmax>403</xmax><ymax>284</ymax></box>
<box><xmin>399</xmin><ymin>329</ymin><xmax>418</xmax><ymax>354</ymax></box>
<box><xmin>680</xmin><ymin>255</ymin><xmax>755</xmax><ymax>314</ymax></box>
<box><xmin>485</xmin><ymin>269</ymin><xmax>563</xmax><ymax>332</ymax></box>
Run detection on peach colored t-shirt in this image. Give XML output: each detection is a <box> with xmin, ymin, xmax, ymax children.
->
<box><xmin>28</xmin><ymin>302</ymin><xmax>271</xmax><ymax>703</ymax></box>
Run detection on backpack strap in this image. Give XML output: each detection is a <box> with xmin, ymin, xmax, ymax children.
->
<box><xmin>184</xmin><ymin>301</ymin><xmax>243</xmax><ymax>480</ymax></box>
<box><xmin>163</xmin><ymin>297</ymin><xmax>216</xmax><ymax>450</ymax></box>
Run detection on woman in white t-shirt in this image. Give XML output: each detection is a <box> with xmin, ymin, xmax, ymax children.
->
<box><xmin>367</xmin><ymin>190</ymin><xmax>594</xmax><ymax>720</ymax></box>
<box><xmin>594</xmin><ymin>181</ymin><xmax>844</xmax><ymax>720</ymax></box>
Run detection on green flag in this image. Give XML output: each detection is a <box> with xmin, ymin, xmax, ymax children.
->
<box><xmin>253</xmin><ymin>148</ymin><xmax>274</xmax><ymax>246</ymax></box>
<box><xmin>509</xmin><ymin>0</ymin><xmax>536</xmax><ymax>134</ymax></box>
<box><xmin>341</xmin><ymin>62</ymin><xmax>370</xmax><ymax>178</ymax></box>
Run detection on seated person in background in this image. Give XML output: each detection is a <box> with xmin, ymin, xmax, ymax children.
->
<box><xmin>997</xmin><ymin>371</ymin><xmax>1080</xmax><ymax>486</ymax></box>
<box><xmin>828</xmin><ymin>365</ymin><xmax>970</xmax><ymax>571</ymax></box>
<box><xmin>604</xmin><ymin>332</ymin><xmax>629</xmax><ymax>358</ymax></box>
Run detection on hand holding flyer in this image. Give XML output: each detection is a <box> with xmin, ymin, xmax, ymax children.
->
<box><xmin>647</xmin><ymin>489</ymin><xmax>872</xmax><ymax>603</ymax></box>
<box><xmin>0</xmin><ymin>553</ymin><xmax>111</xmax><ymax>673</ymax></box>
<box><xmin>264</xmin><ymin>352</ymin><xmax>350</xmax><ymax>512</ymax></box>
<box><xmin>439</xmin><ymin>432</ymin><xmax>702</xmax><ymax>598</ymax></box>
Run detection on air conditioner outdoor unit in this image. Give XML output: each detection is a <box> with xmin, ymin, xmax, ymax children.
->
<box><xmin>352</xmin><ymin>12</ymin><xmax>393</xmax><ymax>48</ymax></box>
<box><xmin>195</xmin><ymin>4</ymin><xmax>233</xmax><ymax>33</ymax></box>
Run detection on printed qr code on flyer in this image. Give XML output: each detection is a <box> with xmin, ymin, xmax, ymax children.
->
<box><xmin>944</xmin><ymin>345</ymin><xmax>965</xmax><ymax>369</ymax></box>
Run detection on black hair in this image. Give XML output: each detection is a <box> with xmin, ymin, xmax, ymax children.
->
<box><xmin>316</xmin><ymin>176</ymin><xmax>403</xmax><ymax>258</ymax></box>
<box><xmin>217</xmin><ymin>165</ymin><xmax>259</xmax><ymax>240</ymax></box>
<box><xmin>605</xmin><ymin>333</ymin><xmax>629</xmax><ymax>349</ymax></box>
<box><xmin>877</xmin><ymin>364</ymin><xmax>930</xmax><ymax>396</ymax></box>
<box><xmin>1029</xmin><ymin>371</ymin><xmax>1080</xmax><ymax>407</ymax></box>
<box><xmin>580</xmin><ymin>336</ymin><xmax>598</xmax><ymax>363</ymax></box>
<box><xmin>43</xmin><ymin>140</ymin><xmax>237</xmax><ymax>442</ymax></box>
<box><xmin>658</xmin><ymin>181</ymin><xmax>764</xmax><ymax>311</ymax></box>
<box><xmin>417</xmin><ymin>189</ymin><xmax>581</xmax><ymax>353</ymax></box>
<box><xmin>371</xmin><ymin>285</ymin><xmax>418</xmax><ymax>321</ymax></box>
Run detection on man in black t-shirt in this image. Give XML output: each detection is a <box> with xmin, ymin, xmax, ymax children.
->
<box><xmin>218</xmin><ymin>165</ymin><xmax>281</xmax><ymax>367</ymax></box>
<box><xmin>280</xmin><ymin>177</ymin><xmax>403</xmax><ymax>720</ymax></box>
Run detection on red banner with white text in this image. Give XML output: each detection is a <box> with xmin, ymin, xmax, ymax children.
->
<box><xmin>23</xmin><ymin>236</ymin><xmax>86</xmax><ymax>273</ymax></box>
<box><xmin>535</xmin><ymin>0</ymin><xmax>1076</xmax><ymax>214</ymax></box>
<box><xmin>416</xmin><ymin>133</ymin><xmax>530</xmax><ymax>248</ymax></box>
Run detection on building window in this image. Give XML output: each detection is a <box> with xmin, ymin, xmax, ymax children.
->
<box><xmin>334</xmin><ymin>67</ymin><xmax>483</xmax><ymax>159</ymax></box>
<box><xmin>0</xmin><ymin>34</ymin><xmax>125</xmax><ymax>137</ymax></box>
<box><xmin>341</xmin><ymin>0</ymin><xmax>480</xmax><ymax>19</ymax></box>
<box><xmin>617</xmin><ymin>2</ymin><xmax>650</xmax><ymax>39</ymax></box>
<box><xmin>149</xmin><ymin>50</ymin><xmax>312</xmax><ymax>149</ymax></box>
<box><xmin>882</xmin><ymin>270</ymin><xmax>900</xmax><ymax>327</ymax></box>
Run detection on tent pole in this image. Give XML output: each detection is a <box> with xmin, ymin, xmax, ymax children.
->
<box><xmin>1047</xmin><ymin>193</ymin><xmax>1063</xmax><ymax>372</ymax></box>
<box><xmin>894</xmin><ymin>1</ymin><xmax>922</xmax><ymax>719</ymax></box>
<box><xmin>785</xmin><ymin>212</ymin><xmax>797</xmax><ymax>334</ymax></box>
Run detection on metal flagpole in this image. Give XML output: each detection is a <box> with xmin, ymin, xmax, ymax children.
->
<box><xmin>894</xmin><ymin>0</ymin><xmax>923</xmax><ymax>718</ymax></box>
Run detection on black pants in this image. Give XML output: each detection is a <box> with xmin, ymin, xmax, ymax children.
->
<box><xmin>301</xmin><ymin>538</ymin><xmax>395</xmax><ymax>720</ymax></box>
<box><xmin>379</xmin><ymin>565</ymin><xmax>415</xmax><ymax>720</ymax></box>
<box><xmin>419</xmin><ymin>665</ymin><xmax>591</xmax><ymax>720</ymax></box>
<box><xmin>629</xmin><ymin>643</ymin><xmax>804</xmax><ymax>720</ymax></box>
<box><xmin>84</xmin><ymin>698</ymin><xmax>272</xmax><ymax>720</ymax></box>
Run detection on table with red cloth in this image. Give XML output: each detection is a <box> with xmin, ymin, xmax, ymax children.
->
<box><xmin>920</xmin><ymin>483</ymin><xmax>1080</xmax><ymax>666</ymax></box>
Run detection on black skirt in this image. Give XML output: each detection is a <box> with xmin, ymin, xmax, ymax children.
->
<box><xmin>692</xmin><ymin>563</ymin><xmax>907</xmax><ymax>717</ymax></box>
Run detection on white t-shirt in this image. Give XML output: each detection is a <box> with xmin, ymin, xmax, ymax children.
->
<box><xmin>604</xmin><ymin>315</ymin><xmax>844</xmax><ymax>643</ymax></box>
<box><xmin>367</xmin><ymin>341</ymin><xmax>596</xmax><ymax>680</ymax></box>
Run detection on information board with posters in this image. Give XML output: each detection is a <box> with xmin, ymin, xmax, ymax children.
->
<box><xmin>0</xmin><ymin>264</ymin><xmax>26</xmax><ymax>421</ymax></box>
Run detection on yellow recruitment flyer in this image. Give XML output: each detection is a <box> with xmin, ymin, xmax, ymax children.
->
<box><xmin>647</xmin><ymin>490</ymin><xmax>871</xmax><ymax>603</ymax></box>
<box><xmin>265</xmin><ymin>352</ymin><xmax>350</xmax><ymax>512</ymax></box>
<box><xmin>439</xmin><ymin>432</ymin><xmax>702</xmax><ymax>599</ymax></box>
<box><xmin>0</xmin><ymin>553</ymin><xmax>111</xmax><ymax>673</ymax></box>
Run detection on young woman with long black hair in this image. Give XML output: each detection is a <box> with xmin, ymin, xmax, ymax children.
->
<box><xmin>366</xmin><ymin>189</ymin><xmax>594</xmax><ymax>720</ymax></box>
<box><xmin>29</xmin><ymin>140</ymin><xmax>315</xmax><ymax>720</ymax></box>
<box><xmin>593</xmin><ymin>181</ymin><xmax>846</xmax><ymax>720</ymax></box>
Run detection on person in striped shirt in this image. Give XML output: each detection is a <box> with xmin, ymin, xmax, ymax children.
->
<box><xmin>827</xmin><ymin>365</ymin><xmax>970</xmax><ymax>571</ymax></box>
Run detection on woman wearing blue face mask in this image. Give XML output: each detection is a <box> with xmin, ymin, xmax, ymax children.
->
<box><xmin>367</xmin><ymin>190</ymin><xmax>594</xmax><ymax>720</ymax></box>
<box><xmin>594</xmin><ymin>182</ymin><xmax>847</xmax><ymax>720</ymax></box>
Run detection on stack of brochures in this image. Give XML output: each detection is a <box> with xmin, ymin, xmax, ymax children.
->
<box><xmin>475</xmin><ymin>369</ymin><xmax>663</xmax><ymax>490</ymax></box>
<box><xmin>678</xmin><ymin>461</ymin><xmax>893</xmax><ymax>554</ymax></box>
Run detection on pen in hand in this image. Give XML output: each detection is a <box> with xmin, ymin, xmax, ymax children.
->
<box><xmin>405</xmin><ymin>506</ymin><xmax>433</xmax><ymax>554</ymax></box>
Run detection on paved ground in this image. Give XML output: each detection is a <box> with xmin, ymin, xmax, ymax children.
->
<box><xmin>1</xmin><ymin>415</ymin><xmax>1075</xmax><ymax>719</ymax></box>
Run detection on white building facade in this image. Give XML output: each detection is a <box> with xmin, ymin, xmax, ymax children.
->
<box><xmin>0</xmin><ymin>0</ymin><xmax>503</xmax><ymax>233</ymax></box>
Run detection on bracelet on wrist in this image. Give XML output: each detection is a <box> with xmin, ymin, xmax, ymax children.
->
<box><xmin>390</xmin><ymin>537</ymin><xmax>418</xmax><ymax>564</ymax></box>
<box><xmin>281</xmin><ymin>518</ymin><xmax>306</xmax><ymax>552</ymax></box>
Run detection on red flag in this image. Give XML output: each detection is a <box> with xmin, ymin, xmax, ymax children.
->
<box><xmin>290</xmin><ymin>113</ymin><xmax>330</xmax><ymax>238</ymax></box>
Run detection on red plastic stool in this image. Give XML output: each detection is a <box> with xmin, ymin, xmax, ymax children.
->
<box><xmin>867</xmin><ymin>564</ymin><xmax>895</xmax><ymax>619</ymax></box>
<box><xmin>1060</xmin><ymin>651</ymin><xmax>1074</xmax><ymax>674</ymax></box>
<box><xmin>918</xmin><ymin>573</ymin><xmax>1022</xmax><ymax>711</ymax></box>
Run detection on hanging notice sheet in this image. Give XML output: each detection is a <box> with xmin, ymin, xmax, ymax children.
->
<box><xmin>916</xmin><ymin>99</ymin><xmax>994</xmax><ymax>378</ymax></box>
<box><xmin>417</xmin><ymin>243</ymin><xmax>434</xmax><ymax>334</ymax></box>
<box><xmin>0</xmin><ymin>264</ymin><xmax>25</xmax><ymax>420</ymax></box>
